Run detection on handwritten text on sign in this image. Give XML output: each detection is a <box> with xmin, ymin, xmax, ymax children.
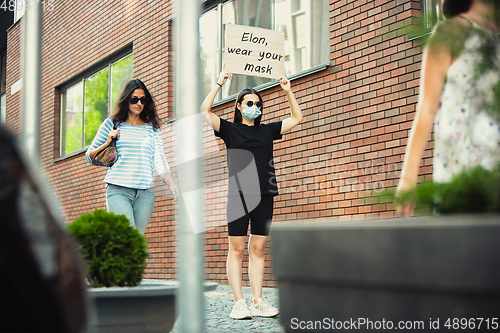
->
<box><xmin>224</xmin><ymin>24</ymin><xmax>285</xmax><ymax>79</ymax></box>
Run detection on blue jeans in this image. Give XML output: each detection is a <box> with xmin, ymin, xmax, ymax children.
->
<box><xmin>106</xmin><ymin>184</ymin><xmax>155</xmax><ymax>234</ymax></box>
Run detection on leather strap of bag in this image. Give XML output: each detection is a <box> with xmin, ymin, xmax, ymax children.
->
<box><xmin>108</xmin><ymin>121</ymin><xmax>118</xmax><ymax>147</ymax></box>
<box><xmin>93</xmin><ymin>120</ymin><xmax>118</xmax><ymax>157</ymax></box>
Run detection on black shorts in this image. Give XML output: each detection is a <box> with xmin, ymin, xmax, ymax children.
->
<box><xmin>227</xmin><ymin>195</ymin><xmax>274</xmax><ymax>236</ymax></box>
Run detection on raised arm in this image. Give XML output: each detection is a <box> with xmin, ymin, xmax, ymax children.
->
<box><xmin>396</xmin><ymin>41</ymin><xmax>452</xmax><ymax>216</ymax></box>
<box><xmin>279</xmin><ymin>77</ymin><xmax>303</xmax><ymax>134</ymax></box>
<box><xmin>200</xmin><ymin>65</ymin><xmax>232</xmax><ymax>132</ymax></box>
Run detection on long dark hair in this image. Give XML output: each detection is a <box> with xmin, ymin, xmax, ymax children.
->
<box><xmin>442</xmin><ymin>0</ymin><xmax>472</xmax><ymax>18</ymax></box>
<box><xmin>234</xmin><ymin>88</ymin><xmax>263</xmax><ymax>126</ymax></box>
<box><xmin>111</xmin><ymin>79</ymin><xmax>161</xmax><ymax>130</ymax></box>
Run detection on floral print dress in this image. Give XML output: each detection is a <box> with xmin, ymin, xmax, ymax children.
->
<box><xmin>434</xmin><ymin>23</ymin><xmax>500</xmax><ymax>183</ymax></box>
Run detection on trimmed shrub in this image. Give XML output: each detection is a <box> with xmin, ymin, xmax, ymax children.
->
<box><xmin>67</xmin><ymin>209</ymin><xmax>148</xmax><ymax>287</ymax></box>
<box><xmin>375</xmin><ymin>163</ymin><xmax>500</xmax><ymax>214</ymax></box>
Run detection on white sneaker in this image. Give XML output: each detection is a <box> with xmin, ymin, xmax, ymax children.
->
<box><xmin>249</xmin><ymin>298</ymin><xmax>279</xmax><ymax>317</ymax></box>
<box><xmin>230</xmin><ymin>299</ymin><xmax>253</xmax><ymax>320</ymax></box>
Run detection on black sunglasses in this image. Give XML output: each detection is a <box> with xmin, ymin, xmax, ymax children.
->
<box><xmin>245</xmin><ymin>101</ymin><xmax>262</xmax><ymax>108</ymax></box>
<box><xmin>130</xmin><ymin>97</ymin><xmax>147</xmax><ymax>105</ymax></box>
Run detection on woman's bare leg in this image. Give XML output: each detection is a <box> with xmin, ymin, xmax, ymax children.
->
<box><xmin>248</xmin><ymin>234</ymin><xmax>268</xmax><ymax>302</ymax></box>
<box><xmin>227</xmin><ymin>236</ymin><xmax>247</xmax><ymax>302</ymax></box>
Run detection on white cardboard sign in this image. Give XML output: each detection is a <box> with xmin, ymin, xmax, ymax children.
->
<box><xmin>223</xmin><ymin>24</ymin><xmax>285</xmax><ymax>79</ymax></box>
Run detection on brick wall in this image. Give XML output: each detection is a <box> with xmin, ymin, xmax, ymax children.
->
<box><xmin>5</xmin><ymin>0</ymin><xmax>432</xmax><ymax>287</ymax></box>
<box><xmin>5</xmin><ymin>21</ymin><xmax>21</xmax><ymax>134</ymax></box>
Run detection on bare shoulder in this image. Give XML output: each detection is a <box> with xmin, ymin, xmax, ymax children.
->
<box><xmin>428</xmin><ymin>18</ymin><xmax>472</xmax><ymax>58</ymax></box>
<box><xmin>430</xmin><ymin>18</ymin><xmax>470</xmax><ymax>42</ymax></box>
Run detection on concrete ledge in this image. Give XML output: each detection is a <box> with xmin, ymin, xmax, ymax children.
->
<box><xmin>271</xmin><ymin>215</ymin><xmax>500</xmax><ymax>332</ymax></box>
<box><xmin>88</xmin><ymin>280</ymin><xmax>218</xmax><ymax>333</ymax></box>
<box><xmin>89</xmin><ymin>280</ymin><xmax>217</xmax><ymax>298</ymax></box>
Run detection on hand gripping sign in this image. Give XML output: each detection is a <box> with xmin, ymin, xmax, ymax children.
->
<box><xmin>224</xmin><ymin>24</ymin><xmax>286</xmax><ymax>79</ymax></box>
<box><xmin>175</xmin><ymin>114</ymin><xmax>261</xmax><ymax>234</ymax></box>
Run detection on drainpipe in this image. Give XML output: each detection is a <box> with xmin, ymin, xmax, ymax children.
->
<box><xmin>20</xmin><ymin>3</ymin><xmax>42</xmax><ymax>169</ymax></box>
<box><xmin>174</xmin><ymin>0</ymin><xmax>204</xmax><ymax>332</ymax></box>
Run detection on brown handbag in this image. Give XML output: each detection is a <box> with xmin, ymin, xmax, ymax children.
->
<box><xmin>92</xmin><ymin>121</ymin><xmax>118</xmax><ymax>167</ymax></box>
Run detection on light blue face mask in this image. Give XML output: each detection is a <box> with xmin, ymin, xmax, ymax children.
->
<box><xmin>241</xmin><ymin>105</ymin><xmax>262</xmax><ymax>121</ymax></box>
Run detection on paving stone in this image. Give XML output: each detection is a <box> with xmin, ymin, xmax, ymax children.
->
<box><xmin>171</xmin><ymin>284</ymin><xmax>285</xmax><ymax>332</ymax></box>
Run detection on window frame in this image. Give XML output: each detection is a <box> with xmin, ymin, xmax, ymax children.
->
<box><xmin>409</xmin><ymin>0</ymin><xmax>444</xmax><ymax>41</ymax></box>
<box><xmin>54</xmin><ymin>44</ymin><xmax>133</xmax><ymax>161</ymax></box>
<box><xmin>200</xmin><ymin>0</ymin><xmax>330</xmax><ymax>106</ymax></box>
<box><xmin>421</xmin><ymin>0</ymin><xmax>444</xmax><ymax>31</ymax></box>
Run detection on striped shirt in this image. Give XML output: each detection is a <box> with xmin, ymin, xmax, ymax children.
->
<box><xmin>85</xmin><ymin>117</ymin><xmax>171</xmax><ymax>189</ymax></box>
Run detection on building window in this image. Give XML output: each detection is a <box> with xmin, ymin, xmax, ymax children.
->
<box><xmin>0</xmin><ymin>52</ymin><xmax>6</xmax><ymax>124</ymax></box>
<box><xmin>59</xmin><ymin>54</ymin><xmax>133</xmax><ymax>156</ymax></box>
<box><xmin>421</xmin><ymin>0</ymin><xmax>443</xmax><ymax>31</ymax></box>
<box><xmin>200</xmin><ymin>0</ymin><xmax>329</xmax><ymax>100</ymax></box>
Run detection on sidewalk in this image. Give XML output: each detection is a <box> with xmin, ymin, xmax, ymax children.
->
<box><xmin>170</xmin><ymin>284</ymin><xmax>285</xmax><ymax>333</ymax></box>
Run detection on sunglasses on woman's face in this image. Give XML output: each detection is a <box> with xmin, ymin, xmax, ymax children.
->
<box><xmin>130</xmin><ymin>97</ymin><xmax>147</xmax><ymax>105</ymax></box>
<box><xmin>245</xmin><ymin>101</ymin><xmax>262</xmax><ymax>108</ymax></box>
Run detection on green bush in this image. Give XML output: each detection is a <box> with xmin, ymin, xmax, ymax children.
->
<box><xmin>67</xmin><ymin>209</ymin><xmax>149</xmax><ymax>287</ymax></box>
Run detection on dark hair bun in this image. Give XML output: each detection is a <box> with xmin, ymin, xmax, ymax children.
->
<box><xmin>442</xmin><ymin>0</ymin><xmax>472</xmax><ymax>18</ymax></box>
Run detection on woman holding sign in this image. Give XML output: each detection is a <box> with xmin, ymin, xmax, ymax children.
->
<box><xmin>201</xmin><ymin>66</ymin><xmax>303</xmax><ymax>320</ymax></box>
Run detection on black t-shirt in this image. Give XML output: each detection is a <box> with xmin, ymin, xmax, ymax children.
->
<box><xmin>215</xmin><ymin>118</ymin><xmax>282</xmax><ymax>196</ymax></box>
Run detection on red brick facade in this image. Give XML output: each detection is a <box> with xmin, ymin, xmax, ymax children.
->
<box><xmin>5</xmin><ymin>0</ymin><xmax>431</xmax><ymax>287</ymax></box>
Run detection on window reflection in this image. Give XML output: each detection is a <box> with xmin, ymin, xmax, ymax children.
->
<box><xmin>276</xmin><ymin>0</ymin><xmax>329</xmax><ymax>76</ymax></box>
<box><xmin>60</xmin><ymin>54</ymin><xmax>133</xmax><ymax>156</ymax></box>
<box><xmin>1</xmin><ymin>95</ymin><xmax>6</xmax><ymax>125</ymax></box>
<box><xmin>421</xmin><ymin>0</ymin><xmax>443</xmax><ymax>30</ymax></box>
<box><xmin>61</xmin><ymin>82</ymin><xmax>83</xmax><ymax>155</ymax></box>
<box><xmin>222</xmin><ymin>0</ymin><xmax>273</xmax><ymax>97</ymax></box>
<box><xmin>84</xmin><ymin>68</ymin><xmax>109</xmax><ymax>147</ymax></box>
<box><xmin>200</xmin><ymin>9</ymin><xmax>221</xmax><ymax>101</ymax></box>
<box><xmin>111</xmin><ymin>54</ymin><xmax>133</xmax><ymax>109</ymax></box>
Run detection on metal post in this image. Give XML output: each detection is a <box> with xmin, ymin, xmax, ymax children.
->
<box><xmin>20</xmin><ymin>2</ymin><xmax>42</xmax><ymax>168</ymax></box>
<box><xmin>174</xmin><ymin>0</ymin><xmax>204</xmax><ymax>332</ymax></box>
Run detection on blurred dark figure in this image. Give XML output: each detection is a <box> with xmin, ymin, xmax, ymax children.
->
<box><xmin>0</xmin><ymin>126</ymin><xmax>88</xmax><ymax>332</ymax></box>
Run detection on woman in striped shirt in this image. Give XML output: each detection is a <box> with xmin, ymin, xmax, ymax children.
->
<box><xmin>86</xmin><ymin>79</ymin><xmax>178</xmax><ymax>233</ymax></box>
